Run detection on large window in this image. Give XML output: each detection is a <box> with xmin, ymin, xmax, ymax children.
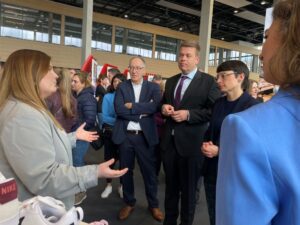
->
<box><xmin>240</xmin><ymin>52</ymin><xmax>254</xmax><ymax>71</ymax></box>
<box><xmin>65</xmin><ymin>16</ymin><xmax>82</xmax><ymax>47</ymax></box>
<box><xmin>92</xmin><ymin>22</ymin><xmax>112</xmax><ymax>52</ymax></box>
<box><xmin>0</xmin><ymin>3</ymin><xmax>61</xmax><ymax>44</ymax></box>
<box><xmin>155</xmin><ymin>35</ymin><xmax>179</xmax><ymax>61</ymax></box>
<box><xmin>115</xmin><ymin>27</ymin><xmax>153</xmax><ymax>58</ymax></box>
<box><xmin>208</xmin><ymin>46</ymin><xmax>216</xmax><ymax>66</ymax></box>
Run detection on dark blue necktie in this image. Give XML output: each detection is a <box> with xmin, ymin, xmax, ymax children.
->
<box><xmin>174</xmin><ymin>76</ymin><xmax>188</xmax><ymax>108</ymax></box>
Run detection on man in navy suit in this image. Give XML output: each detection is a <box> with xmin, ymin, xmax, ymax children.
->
<box><xmin>112</xmin><ymin>56</ymin><xmax>164</xmax><ymax>222</ymax></box>
<box><xmin>161</xmin><ymin>41</ymin><xmax>221</xmax><ymax>225</ymax></box>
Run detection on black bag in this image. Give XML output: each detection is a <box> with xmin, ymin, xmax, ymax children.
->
<box><xmin>90</xmin><ymin>123</ymin><xmax>104</xmax><ymax>151</ymax></box>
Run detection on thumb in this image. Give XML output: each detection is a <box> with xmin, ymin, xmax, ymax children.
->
<box><xmin>104</xmin><ymin>158</ymin><xmax>115</xmax><ymax>166</ymax></box>
<box><xmin>78</xmin><ymin>122</ymin><xmax>86</xmax><ymax>130</ymax></box>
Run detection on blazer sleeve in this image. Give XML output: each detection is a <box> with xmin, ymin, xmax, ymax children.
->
<box><xmin>1</xmin><ymin>110</ymin><xmax>98</xmax><ymax>199</ymax></box>
<box><xmin>131</xmin><ymin>83</ymin><xmax>161</xmax><ymax>115</ymax></box>
<box><xmin>216</xmin><ymin>114</ymin><xmax>278</xmax><ymax>225</ymax></box>
<box><xmin>114</xmin><ymin>84</ymin><xmax>140</xmax><ymax>121</ymax></box>
<box><xmin>189</xmin><ymin>77</ymin><xmax>221</xmax><ymax>124</ymax></box>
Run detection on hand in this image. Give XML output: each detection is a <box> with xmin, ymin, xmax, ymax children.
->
<box><xmin>171</xmin><ymin>110</ymin><xmax>188</xmax><ymax>122</ymax></box>
<box><xmin>89</xmin><ymin>220</ymin><xmax>109</xmax><ymax>225</ymax></box>
<box><xmin>201</xmin><ymin>141</ymin><xmax>219</xmax><ymax>158</ymax></box>
<box><xmin>98</xmin><ymin>159</ymin><xmax>128</xmax><ymax>178</ymax></box>
<box><xmin>124</xmin><ymin>102</ymin><xmax>133</xmax><ymax>109</ymax></box>
<box><xmin>75</xmin><ymin>123</ymin><xmax>99</xmax><ymax>142</ymax></box>
<box><xmin>161</xmin><ymin>104</ymin><xmax>174</xmax><ymax>116</ymax></box>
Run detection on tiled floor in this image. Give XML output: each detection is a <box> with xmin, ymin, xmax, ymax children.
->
<box><xmin>81</xmin><ymin>147</ymin><xmax>210</xmax><ymax>225</ymax></box>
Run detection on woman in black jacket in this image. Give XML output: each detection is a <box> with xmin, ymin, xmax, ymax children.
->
<box><xmin>201</xmin><ymin>60</ymin><xmax>259</xmax><ymax>225</ymax></box>
<box><xmin>71</xmin><ymin>72</ymin><xmax>97</xmax><ymax>167</ymax></box>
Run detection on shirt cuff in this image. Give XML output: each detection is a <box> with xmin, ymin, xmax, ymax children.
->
<box><xmin>186</xmin><ymin>110</ymin><xmax>190</xmax><ymax>121</ymax></box>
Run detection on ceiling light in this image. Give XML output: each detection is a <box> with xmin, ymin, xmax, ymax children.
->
<box><xmin>221</xmin><ymin>37</ymin><xmax>224</xmax><ymax>40</ymax></box>
<box><xmin>260</xmin><ymin>1</ymin><xmax>267</xmax><ymax>5</ymax></box>
<box><xmin>234</xmin><ymin>9</ymin><xmax>239</xmax><ymax>14</ymax></box>
<box><xmin>124</xmin><ymin>14</ymin><xmax>128</xmax><ymax>18</ymax></box>
<box><xmin>179</xmin><ymin>27</ymin><xmax>183</xmax><ymax>31</ymax></box>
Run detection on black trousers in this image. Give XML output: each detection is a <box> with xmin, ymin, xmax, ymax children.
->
<box><xmin>119</xmin><ymin>133</ymin><xmax>159</xmax><ymax>208</ymax></box>
<box><xmin>162</xmin><ymin>137</ymin><xmax>202</xmax><ymax>225</ymax></box>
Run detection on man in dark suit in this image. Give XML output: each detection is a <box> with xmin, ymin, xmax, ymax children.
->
<box><xmin>112</xmin><ymin>56</ymin><xmax>164</xmax><ymax>222</ymax></box>
<box><xmin>161</xmin><ymin>40</ymin><xmax>221</xmax><ymax>225</ymax></box>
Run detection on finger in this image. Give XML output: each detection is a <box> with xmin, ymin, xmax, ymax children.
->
<box><xmin>79</xmin><ymin>122</ymin><xmax>86</xmax><ymax>129</ymax></box>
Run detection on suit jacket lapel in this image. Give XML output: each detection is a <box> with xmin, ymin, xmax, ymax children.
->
<box><xmin>139</xmin><ymin>81</ymin><xmax>148</xmax><ymax>102</ymax></box>
<box><xmin>126</xmin><ymin>80</ymin><xmax>135</xmax><ymax>102</ymax></box>
<box><xmin>180</xmin><ymin>71</ymin><xmax>201</xmax><ymax>107</ymax></box>
<box><xmin>171</xmin><ymin>74</ymin><xmax>181</xmax><ymax>106</ymax></box>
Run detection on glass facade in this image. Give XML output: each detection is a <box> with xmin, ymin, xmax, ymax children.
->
<box><xmin>92</xmin><ymin>22</ymin><xmax>112</xmax><ymax>52</ymax></box>
<box><xmin>0</xmin><ymin>2</ymin><xmax>260</xmax><ymax>72</ymax></box>
<box><xmin>155</xmin><ymin>35</ymin><xmax>179</xmax><ymax>61</ymax></box>
<box><xmin>65</xmin><ymin>16</ymin><xmax>82</xmax><ymax>47</ymax></box>
<box><xmin>0</xmin><ymin>3</ymin><xmax>61</xmax><ymax>44</ymax></box>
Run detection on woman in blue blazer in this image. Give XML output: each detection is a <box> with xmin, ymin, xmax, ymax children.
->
<box><xmin>201</xmin><ymin>60</ymin><xmax>259</xmax><ymax>225</ymax></box>
<box><xmin>216</xmin><ymin>1</ymin><xmax>300</xmax><ymax>224</ymax></box>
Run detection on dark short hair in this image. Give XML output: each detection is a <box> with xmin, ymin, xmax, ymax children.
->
<box><xmin>109</xmin><ymin>73</ymin><xmax>127</xmax><ymax>93</ymax></box>
<box><xmin>108</xmin><ymin>68</ymin><xmax>120</xmax><ymax>75</ymax></box>
<box><xmin>217</xmin><ymin>60</ymin><xmax>250</xmax><ymax>91</ymax></box>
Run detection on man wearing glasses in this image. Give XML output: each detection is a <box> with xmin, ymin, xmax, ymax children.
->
<box><xmin>112</xmin><ymin>56</ymin><xmax>164</xmax><ymax>222</ymax></box>
<box><xmin>161</xmin><ymin>40</ymin><xmax>221</xmax><ymax>225</ymax></box>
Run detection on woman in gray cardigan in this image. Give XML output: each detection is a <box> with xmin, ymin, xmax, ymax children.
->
<box><xmin>0</xmin><ymin>49</ymin><xmax>128</xmax><ymax>209</ymax></box>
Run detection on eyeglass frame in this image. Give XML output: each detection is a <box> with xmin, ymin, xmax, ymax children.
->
<box><xmin>128</xmin><ymin>66</ymin><xmax>145</xmax><ymax>71</ymax></box>
<box><xmin>215</xmin><ymin>72</ymin><xmax>237</xmax><ymax>81</ymax></box>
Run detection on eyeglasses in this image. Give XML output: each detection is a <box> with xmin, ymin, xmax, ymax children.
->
<box><xmin>128</xmin><ymin>66</ymin><xmax>145</xmax><ymax>71</ymax></box>
<box><xmin>216</xmin><ymin>72</ymin><xmax>236</xmax><ymax>80</ymax></box>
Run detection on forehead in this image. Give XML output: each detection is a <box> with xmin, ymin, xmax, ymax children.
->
<box><xmin>180</xmin><ymin>46</ymin><xmax>197</xmax><ymax>54</ymax></box>
<box><xmin>130</xmin><ymin>58</ymin><xmax>144</xmax><ymax>66</ymax></box>
<box><xmin>72</xmin><ymin>75</ymin><xmax>80</xmax><ymax>81</ymax></box>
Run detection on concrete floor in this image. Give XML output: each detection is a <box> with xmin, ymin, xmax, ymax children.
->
<box><xmin>80</xmin><ymin>147</ymin><xmax>210</xmax><ymax>225</ymax></box>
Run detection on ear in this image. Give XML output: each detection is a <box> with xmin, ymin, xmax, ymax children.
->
<box><xmin>237</xmin><ymin>73</ymin><xmax>245</xmax><ymax>83</ymax></box>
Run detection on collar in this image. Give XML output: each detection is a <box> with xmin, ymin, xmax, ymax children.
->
<box><xmin>182</xmin><ymin>68</ymin><xmax>198</xmax><ymax>80</ymax></box>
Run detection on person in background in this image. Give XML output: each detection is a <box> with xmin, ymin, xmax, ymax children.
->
<box><xmin>0</xmin><ymin>49</ymin><xmax>128</xmax><ymax>210</ymax></box>
<box><xmin>107</xmin><ymin>68</ymin><xmax>121</xmax><ymax>84</ymax></box>
<box><xmin>161</xmin><ymin>40</ymin><xmax>221</xmax><ymax>225</ymax></box>
<box><xmin>201</xmin><ymin>60</ymin><xmax>259</xmax><ymax>225</ymax></box>
<box><xmin>248</xmin><ymin>79</ymin><xmax>264</xmax><ymax>102</ymax></box>
<box><xmin>46</xmin><ymin>68</ymin><xmax>78</xmax><ymax>133</ymax></box>
<box><xmin>113</xmin><ymin>56</ymin><xmax>164</xmax><ymax>222</ymax></box>
<box><xmin>100</xmin><ymin>73</ymin><xmax>126</xmax><ymax>199</ymax></box>
<box><xmin>96</xmin><ymin>75</ymin><xmax>110</xmax><ymax>129</ymax></box>
<box><xmin>216</xmin><ymin>1</ymin><xmax>300</xmax><ymax>224</ymax></box>
<box><xmin>152</xmin><ymin>74</ymin><xmax>165</xmax><ymax>176</ymax></box>
<box><xmin>71</xmin><ymin>71</ymin><xmax>97</xmax><ymax>204</ymax></box>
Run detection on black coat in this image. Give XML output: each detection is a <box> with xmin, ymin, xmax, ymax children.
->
<box><xmin>202</xmin><ymin>92</ymin><xmax>260</xmax><ymax>184</ymax></box>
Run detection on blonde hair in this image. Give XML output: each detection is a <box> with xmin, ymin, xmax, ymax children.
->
<box><xmin>0</xmin><ymin>49</ymin><xmax>62</xmax><ymax>129</ymax></box>
<box><xmin>55</xmin><ymin>68</ymin><xmax>76</xmax><ymax>118</ymax></box>
<box><xmin>270</xmin><ymin>0</ymin><xmax>300</xmax><ymax>87</ymax></box>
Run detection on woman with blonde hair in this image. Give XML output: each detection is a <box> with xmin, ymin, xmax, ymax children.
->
<box><xmin>0</xmin><ymin>49</ymin><xmax>127</xmax><ymax>209</ymax></box>
<box><xmin>46</xmin><ymin>67</ymin><xmax>78</xmax><ymax>132</ymax></box>
<box><xmin>216</xmin><ymin>0</ymin><xmax>300</xmax><ymax>224</ymax></box>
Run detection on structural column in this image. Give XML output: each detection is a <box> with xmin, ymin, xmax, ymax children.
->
<box><xmin>198</xmin><ymin>0</ymin><xmax>214</xmax><ymax>73</ymax></box>
<box><xmin>81</xmin><ymin>0</ymin><xmax>93</xmax><ymax>65</ymax></box>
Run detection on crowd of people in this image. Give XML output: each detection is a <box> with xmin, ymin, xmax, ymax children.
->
<box><xmin>0</xmin><ymin>1</ymin><xmax>299</xmax><ymax>225</ymax></box>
